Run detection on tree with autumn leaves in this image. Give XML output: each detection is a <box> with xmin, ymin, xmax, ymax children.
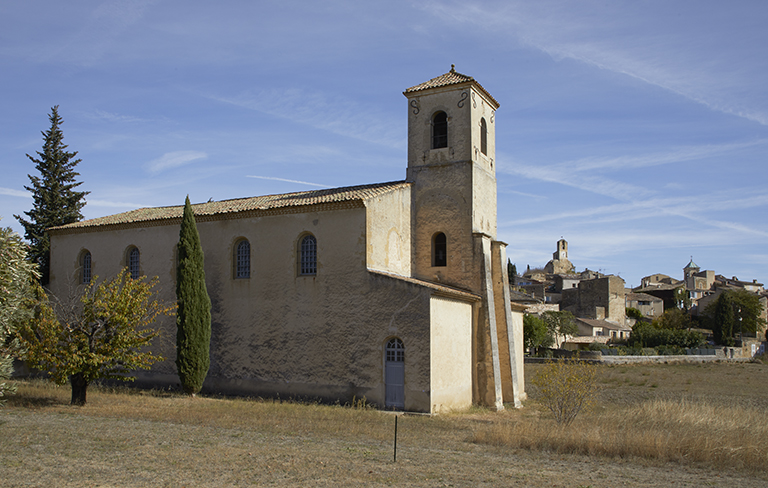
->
<box><xmin>17</xmin><ymin>269</ymin><xmax>174</xmax><ymax>405</ymax></box>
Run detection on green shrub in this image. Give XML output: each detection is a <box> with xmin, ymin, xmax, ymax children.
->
<box><xmin>626</xmin><ymin>307</ymin><xmax>644</xmax><ymax>320</ymax></box>
<box><xmin>656</xmin><ymin>345</ymin><xmax>685</xmax><ymax>356</ymax></box>
<box><xmin>628</xmin><ymin>322</ymin><xmax>705</xmax><ymax>349</ymax></box>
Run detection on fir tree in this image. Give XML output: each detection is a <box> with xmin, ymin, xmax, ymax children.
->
<box><xmin>14</xmin><ymin>106</ymin><xmax>88</xmax><ymax>285</ymax></box>
<box><xmin>175</xmin><ymin>196</ymin><xmax>211</xmax><ymax>395</ymax></box>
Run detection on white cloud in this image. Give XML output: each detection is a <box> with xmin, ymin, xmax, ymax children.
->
<box><xmin>205</xmin><ymin>87</ymin><xmax>404</xmax><ymax>148</ymax></box>
<box><xmin>424</xmin><ymin>0</ymin><xmax>768</xmax><ymax>126</ymax></box>
<box><xmin>556</xmin><ymin>140</ymin><xmax>768</xmax><ymax>174</ymax></box>
<box><xmin>85</xmin><ymin>198</ymin><xmax>149</xmax><ymax>208</ymax></box>
<box><xmin>246</xmin><ymin>175</ymin><xmax>326</xmax><ymax>188</ymax></box>
<box><xmin>85</xmin><ymin>109</ymin><xmax>151</xmax><ymax>124</ymax></box>
<box><xmin>46</xmin><ymin>0</ymin><xmax>157</xmax><ymax>66</ymax></box>
<box><xmin>145</xmin><ymin>151</ymin><xmax>208</xmax><ymax>174</ymax></box>
<box><xmin>0</xmin><ymin>187</ymin><xmax>31</xmax><ymax>198</ymax></box>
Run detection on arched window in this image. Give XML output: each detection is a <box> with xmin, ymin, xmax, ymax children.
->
<box><xmin>81</xmin><ymin>251</ymin><xmax>92</xmax><ymax>284</ymax></box>
<box><xmin>128</xmin><ymin>247</ymin><xmax>140</xmax><ymax>279</ymax></box>
<box><xmin>432</xmin><ymin>232</ymin><xmax>447</xmax><ymax>267</ymax></box>
<box><xmin>235</xmin><ymin>239</ymin><xmax>250</xmax><ymax>279</ymax></box>
<box><xmin>386</xmin><ymin>338</ymin><xmax>405</xmax><ymax>362</ymax></box>
<box><xmin>432</xmin><ymin>111</ymin><xmax>448</xmax><ymax>149</ymax></box>
<box><xmin>299</xmin><ymin>234</ymin><xmax>317</xmax><ymax>276</ymax></box>
<box><xmin>480</xmin><ymin>117</ymin><xmax>488</xmax><ymax>155</ymax></box>
<box><xmin>385</xmin><ymin>338</ymin><xmax>405</xmax><ymax>409</ymax></box>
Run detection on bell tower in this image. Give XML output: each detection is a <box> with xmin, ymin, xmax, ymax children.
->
<box><xmin>403</xmin><ymin>65</ymin><xmax>500</xmax><ymax>290</ymax></box>
<box><xmin>403</xmin><ymin>67</ymin><xmax>523</xmax><ymax>410</ymax></box>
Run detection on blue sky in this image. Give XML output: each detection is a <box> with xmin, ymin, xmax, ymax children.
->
<box><xmin>1</xmin><ymin>0</ymin><xmax>767</xmax><ymax>288</ymax></box>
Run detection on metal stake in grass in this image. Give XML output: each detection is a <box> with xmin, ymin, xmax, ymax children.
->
<box><xmin>393</xmin><ymin>415</ymin><xmax>398</xmax><ymax>462</ymax></box>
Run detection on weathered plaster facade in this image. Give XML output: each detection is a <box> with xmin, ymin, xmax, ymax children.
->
<box><xmin>48</xmin><ymin>68</ymin><xmax>524</xmax><ymax>414</ymax></box>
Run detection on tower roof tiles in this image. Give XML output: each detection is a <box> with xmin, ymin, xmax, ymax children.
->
<box><xmin>404</xmin><ymin>65</ymin><xmax>499</xmax><ymax>107</ymax></box>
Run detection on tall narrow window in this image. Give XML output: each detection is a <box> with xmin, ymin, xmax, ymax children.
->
<box><xmin>432</xmin><ymin>111</ymin><xmax>447</xmax><ymax>149</ymax></box>
<box><xmin>81</xmin><ymin>251</ymin><xmax>92</xmax><ymax>284</ymax></box>
<box><xmin>128</xmin><ymin>247</ymin><xmax>140</xmax><ymax>279</ymax></box>
<box><xmin>385</xmin><ymin>338</ymin><xmax>405</xmax><ymax>409</ymax></box>
<box><xmin>480</xmin><ymin>117</ymin><xmax>488</xmax><ymax>155</ymax></box>
<box><xmin>300</xmin><ymin>234</ymin><xmax>317</xmax><ymax>276</ymax></box>
<box><xmin>433</xmin><ymin>232</ymin><xmax>447</xmax><ymax>267</ymax></box>
<box><xmin>235</xmin><ymin>239</ymin><xmax>250</xmax><ymax>279</ymax></box>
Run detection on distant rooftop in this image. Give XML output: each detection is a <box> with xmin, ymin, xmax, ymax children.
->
<box><xmin>626</xmin><ymin>292</ymin><xmax>663</xmax><ymax>302</ymax></box>
<box><xmin>684</xmin><ymin>258</ymin><xmax>699</xmax><ymax>269</ymax></box>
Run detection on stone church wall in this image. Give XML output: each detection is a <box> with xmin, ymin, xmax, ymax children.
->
<box><xmin>49</xmin><ymin>204</ymin><xmax>450</xmax><ymax>412</ymax></box>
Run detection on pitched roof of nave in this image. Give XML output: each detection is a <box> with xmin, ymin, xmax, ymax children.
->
<box><xmin>369</xmin><ymin>270</ymin><xmax>481</xmax><ymax>302</ymax></box>
<box><xmin>404</xmin><ymin>65</ymin><xmax>499</xmax><ymax>107</ymax></box>
<box><xmin>49</xmin><ymin>180</ymin><xmax>411</xmax><ymax>233</ymax></box>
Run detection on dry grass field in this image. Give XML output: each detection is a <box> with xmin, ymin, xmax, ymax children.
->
<box><xmin>2</xmin><ymin>360</ymin><xmax>768</xmax><ymax>487</ymax></box>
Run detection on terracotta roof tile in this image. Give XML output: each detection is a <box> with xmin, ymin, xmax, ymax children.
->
<box><xmin>50</xmin><ymin>180</ymin><xmax>411</xmax><ymax>232</ymax></box>
<box><xmin>404</xmin><ymin>65</ymin><xmax>499</xmax><ymax>108</ymax></box>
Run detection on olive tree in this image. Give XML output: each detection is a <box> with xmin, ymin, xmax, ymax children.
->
<box><xmin>0</xmin><ymin>222</ymin><xmax>39</xmax><ymax>404</ymax></box>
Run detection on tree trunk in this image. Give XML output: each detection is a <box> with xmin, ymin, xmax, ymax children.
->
<box><xmin>70</xmin><ymin>372</ymin><xmax>88</xmax><ymax>406</ymax></box>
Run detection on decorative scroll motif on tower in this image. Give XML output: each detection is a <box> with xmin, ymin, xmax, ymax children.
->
<box><xmin>458</xmin><ymin>91</ymin><xmax>468</xmax><ymax>108</ymax></box>
<box><xmin>410</xmin><ymin>99</ymin><xmax>420</xmax><ymax>115</ymax></box>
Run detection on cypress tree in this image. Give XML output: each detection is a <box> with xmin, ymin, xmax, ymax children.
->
<box><xmin>15</xmin><ymin>106</ymin><xmax>88</xmax><ymax>285</ymax></box>
<box><xmin>713</xmin><ymin>291</ymin><xmax>735</xmax><ymax>346</ymax></box>
<box><xmin>175</xmin><ymin>196</ymin><xmax>211</xmax><ymax>395</ymax></box>
<box><xmin>507</xmin><ymin>259</ymin><xmax>517</xmax><ymax>287</ymax></box>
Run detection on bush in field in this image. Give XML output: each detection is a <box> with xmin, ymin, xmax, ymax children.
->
<box><xmin>628</xmin><ymin>321</ymin><xmax>704</xmax><ymax>349</ymax></box>
<box><xmin>656</xmin><ymin>344</ymin><xmax>685</xmax><ymax>356</ymax></box>
<box><xmin>530</xmin><ymin>360</ymin><xmax>598</xmax><ymax>426</ymax></box>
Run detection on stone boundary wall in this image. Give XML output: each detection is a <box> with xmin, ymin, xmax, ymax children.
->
<box><xmin>598</xmin><ymin>355</ymin><xmax>752</xmax><ymax>365</ymax></box>
<box><xmin>525</xmin><ymin>354</ymin><xmax>753</xmax><ymax>365</ymax></box>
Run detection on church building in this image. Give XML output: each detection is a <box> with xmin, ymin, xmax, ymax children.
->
<box><xmin>48</xmin><ymin>67</ymin><xmax>525</xmax><ymax>414</ymax></box>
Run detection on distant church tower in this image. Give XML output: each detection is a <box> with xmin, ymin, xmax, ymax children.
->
<box><xmin>683</xmin><ymin>258</ymin><xmax>700</xmax><ymax>280</ymax></box>
<box><xmin>545</xmin><ymin>238</ymin><xmax>575</xmax><ymax>275</ymax></box>
<box><xmin>404</xmin><ymin>66</ymin><xmax>523</xmax><ymax>409</ymax></box>
<box><xmin>555</xmin><ymin>238</ymin><xmax>568</xmax><ymax>261</ymax></box>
